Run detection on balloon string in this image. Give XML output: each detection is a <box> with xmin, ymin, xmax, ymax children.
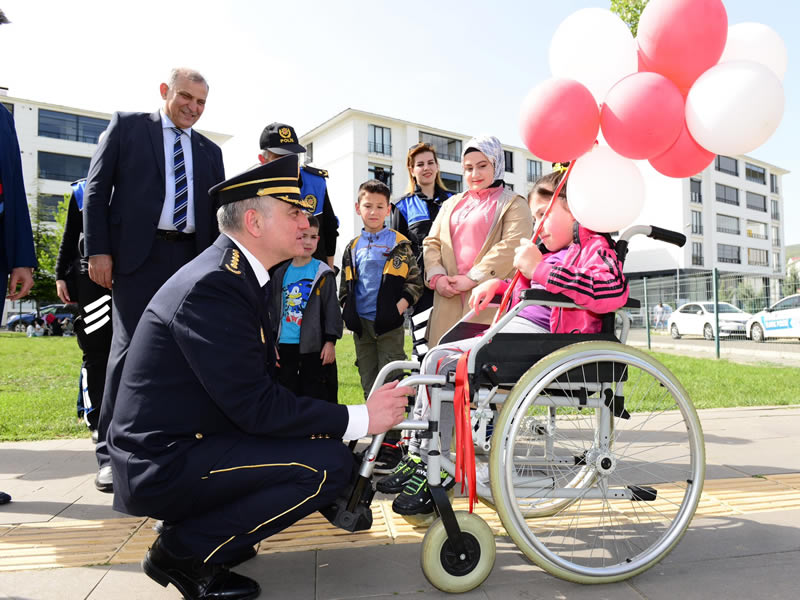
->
<box><xmin>492</xmin><ymin>159</ymin><xmax>577</xmax><ymax>324</ymax></box>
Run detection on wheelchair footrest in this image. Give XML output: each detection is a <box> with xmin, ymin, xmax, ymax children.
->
<box><xmin>628</xmin><ymin>485</ymin><xmax>658</xmax><ymax>501</ymax></box>
<box><xmin>320</xmin><ymin>475</ymin><xmax>375</xmax><ymax>532</ymax></box>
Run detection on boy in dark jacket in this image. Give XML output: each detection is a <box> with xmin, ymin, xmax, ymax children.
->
<box><xmin>271</xmin><ymin>216</ymin><xmax>343</xmax><ymax>402</ymax></box>
<box><xmin>340</xmin><ymin>180</ymin><xmax>423</xmax><ymax>401</ymax></box>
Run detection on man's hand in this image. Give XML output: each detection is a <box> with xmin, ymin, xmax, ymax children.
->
<box><xmin>6</xmin><ymin>267</ymin><xmax>34</xmax><ymax>301</ymax></box>
<box><xmin>56</xmin><ymin>279</ymin><xmax>74</xmax><ymax>304</ymax></box>
<box><xmin>88</xmin><ymin>254</ymin><xmax>113</xmax><ymax>289</ymax></box>
<box><xmin>365</xmin><ymin>380</ymin><xmax>414</xmax><ymax>435</ymax></box>
<box><xmin>435</xmin><ymin>275</ymin><xmax>459</xmax><ymax>299</ymax></box>
<box><xmin>320</xmin><ymin>341</ymin><xmax>336</xmax><ymax>365</ymax></box>
<box><xmin>469</xmin><ymin>278</ymin><xmax>502</xmax><ymax>313</ymax></box>
<box><xmin>513</xmin><ymin>238</ymin><xmax>542</xmax><ymax>279</ymax></box>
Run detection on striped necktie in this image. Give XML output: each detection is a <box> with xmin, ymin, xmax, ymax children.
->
<box><xmin>171</xmin><ymin>127</ymin><xmax>188</xmax><ymax>231</ymax></box>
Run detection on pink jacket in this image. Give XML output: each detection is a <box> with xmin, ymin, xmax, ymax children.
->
<box><xmin>532</xmin><ymin>225</ymin><xmax>628</xmax><ymax>334</ymax></box>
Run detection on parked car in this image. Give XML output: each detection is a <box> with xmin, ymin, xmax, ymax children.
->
<box><xmin>668</xmin><ymin>302</ymin><xmax>751</xmax><ymax>340</ymax></box>
<box><xmin>6</xmin><ymin>304</ymin><xmax>80</xmax><ymax>332</ymax></box>
<box><xmin>745</xmin><ymin>294</ymin><xmax>800</xmax><ymax>342</ymax></box>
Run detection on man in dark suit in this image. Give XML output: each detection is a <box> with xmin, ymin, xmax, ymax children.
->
<box><xmin>84</xmin><ymin>68</ymin><xmax>225</xmax><ymax>492</ymax></box>
<box><xmin>108</xmin><ymin>156</ymin><xmax>411</xmax><ymax>600</ymax></box>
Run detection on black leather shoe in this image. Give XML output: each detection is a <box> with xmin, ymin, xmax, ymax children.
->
<box><xmin>142</xmin><ymin>536</ymin><xmax>260</xmax><ymax>600</ymax></box>
<box><xmin>95</xmin><ymin>465</ymin><xmax>113</xmax><ymax>493</ymax></box>
<box><xmin>0</xmin><ymin>491</ymin><xmax>11</xmax><ymax>505</ymax></box>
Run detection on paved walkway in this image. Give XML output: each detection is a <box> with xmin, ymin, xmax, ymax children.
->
<box><xmin>1</xmin><ymin>405</ymin><xmax>799</xmax><ymax>599</ymax></box>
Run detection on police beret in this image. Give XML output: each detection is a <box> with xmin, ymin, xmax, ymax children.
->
<box><xmin>259</xmin><ymin>122</ymin><xmax>306</xmax><ymax>155</ymax></box>
<box><xmin>209</xmin><ymin>155</ymin><xmax>315</xmax><ymax>211</ymax></box>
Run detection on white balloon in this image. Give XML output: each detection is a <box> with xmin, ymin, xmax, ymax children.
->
<box><xmin>549</xmin><ymin>8</ymin><xmax>637</xmax><ymax>104</ymax></box>
<box><xmin>719</xmin><ymin>23</ymin><xmax>787</xmax><ymax>81</ymax></box>
<box><xmin>686</xmin><ymin>60</ymin><xmax>784</xmax><ymax>156</ymax></box>
<box><xmin>567</xmin><ymin>145</ymin><xmax>645</xmax><ymax>233</ymax></box>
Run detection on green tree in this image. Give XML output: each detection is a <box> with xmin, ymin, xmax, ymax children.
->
<box><xmin>783</xmin><ymin>268</ymin><xmax>800</xmax><ymax>298</ymax></box>
<box><xmin>26</xmin><ymin>194</ymin><xmax>69</xmax><ymax>311</ymax></box>
<box><xmin>610</xmin><ymin>0</ymin><xmax>649</xmax><ymax>37</ymax></box>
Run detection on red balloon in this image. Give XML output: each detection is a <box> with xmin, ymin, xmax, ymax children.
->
<box><xmin>638</xmin><ymin>0</ymin><xmax>728</xmax><ymax>93</ymax></box>
<box><xmin>519</xmin><ymin>78</ymin><xmax>600</xmax><ymax>163</ymax></box>
<box><xmin>649</xmin><ymin>120</ymin><xmax>715</xmax><ymax>178</ymax></box>
<box><xmin>600</xmin><ymin>72</ymin><xmax>684</xmax><ymax>160</ymax></box>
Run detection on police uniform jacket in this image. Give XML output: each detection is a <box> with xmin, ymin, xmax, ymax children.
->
<box><xmin>107</xmin><ymin>234</ymin><xmax>350</xmax><ymax>517</ymax></box>
<box><xmin>300</xmin><ymin>166</ymin><xmax>338</xmax><ymax>262</ymax></box>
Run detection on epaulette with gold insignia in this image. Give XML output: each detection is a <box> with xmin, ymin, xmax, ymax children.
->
<box><xmin>220</xmin><ymin>247</ymin><xmax>245</xmax><ymax>278</ymax></box>
<box><xmin>302</xmin><ymin>165</ymin><xmax>329</xmax><ymax>178</ymax></box>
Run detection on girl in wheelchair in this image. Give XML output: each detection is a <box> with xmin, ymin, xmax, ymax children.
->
<box><xmin>377</xmin><ymin>168</ymin><xmax>629</xmax><ymax>516</ymax></box>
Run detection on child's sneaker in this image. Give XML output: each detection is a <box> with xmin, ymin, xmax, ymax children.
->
<box><xmin>391</xmin><ymin>461</ymin><xmax>454</xmax><ymax>516</ymax></box>
<box><xmin>373</xmin><ymin>442</ymin><xmax>405</xmax><ymax>474</ymax></box>
<box><xmin>376</xmin><ymin>454</ymin><xmax>421</xmax><ymax>494</ymax></box>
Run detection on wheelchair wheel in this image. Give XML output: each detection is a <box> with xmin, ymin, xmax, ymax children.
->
<box><xmin>420</xmin><ymin>511</ymin><xmax>496</xmax><ymax>593</ymax></box>
<box><xmin>489</xmin><ymin>341</ymin><xmax>705</xmax><ymax>584</ymax></box>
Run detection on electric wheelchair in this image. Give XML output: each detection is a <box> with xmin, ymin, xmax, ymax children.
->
<box><xmin>324</xmin><ymin>225</ymin><xmax>706</xmax><ymax>593</ymax></box>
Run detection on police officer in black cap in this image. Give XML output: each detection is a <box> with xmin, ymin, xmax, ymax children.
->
<box><xmin>258</xmin><ymin>122</ymin><xmax>338</xmax><ymax>268</ymax></box>
<box><xmin>107</xmin><ymin>154</ymin><xmax>411</xmax><ymax>600</ymax></box>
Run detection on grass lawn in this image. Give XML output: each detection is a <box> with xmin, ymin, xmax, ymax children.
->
<box><xmin>1</xmin><ymin>331</ymin><xmax>797</xmax><ymax>441</ymax></box>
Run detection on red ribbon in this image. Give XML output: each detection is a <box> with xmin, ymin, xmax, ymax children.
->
<box><xmin>453</xmin><ymin>351</ymin><xmax>477</xmax><ymax>512</ymax></box>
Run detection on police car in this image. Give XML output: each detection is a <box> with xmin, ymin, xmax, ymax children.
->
<box><xmin>746</xmin><ymin>294</ymin><xmax>800</xmax><ymax>342</ymax></box>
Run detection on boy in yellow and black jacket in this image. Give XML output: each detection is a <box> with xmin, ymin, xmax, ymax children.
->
<box><xmin>339</xmin><ymin>180</ymin><xmax>422</xmax><ymax>401</ymax></box>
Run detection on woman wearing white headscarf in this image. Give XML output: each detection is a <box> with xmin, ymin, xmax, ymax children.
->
<box><xmin>422</xmin><ymin>136</ymin><xmax>533</xmax><ymax>346</ymax></box>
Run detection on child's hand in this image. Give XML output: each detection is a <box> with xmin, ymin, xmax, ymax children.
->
<box><xmin>320</xmin><ymin>341</ymin><xmax>336</xmax><ymax>365</ymax></box>
<box><xmin>469</xmin><ymin>278</ymin><xmax>502</xmax><ymax>313</ymax></box>
<box><xmin>396</xmin><ymin>298</ymin><xmax>410</xmax><ymax>316</ymax></box>
<box><xmin>435</xmin><ymin>275</ymin><xmax>459</xmax><ymax>298</ymax></box>
<box><xmin>450</xmin><ymin>275</ymin><xmax>478</xmax><ymax>293</ymax></box>
<box><xmin>513</xmin><ymin>238</ymin><xmax>542</xmax><ymax>278</ymax></box>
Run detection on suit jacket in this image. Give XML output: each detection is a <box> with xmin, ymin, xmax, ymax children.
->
<box><xmin>0</xmin><ymin>105</ymin><xmax>37</xmax><ymax>275</ymax></box>
<box><xmin>83</xmin><ymin>111</ymin><xmax>225</xmax><ymax>275</ymax></box>
<box><xmin>107</xmin><ymin>234</ymin><xmax>350</xmax><ymax>516</ymax></box>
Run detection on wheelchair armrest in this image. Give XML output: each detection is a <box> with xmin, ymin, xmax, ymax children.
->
<box><xmin>518</xmin><ymin>288</ymin><xmax>640</xmax><ymax>310</ymax></box>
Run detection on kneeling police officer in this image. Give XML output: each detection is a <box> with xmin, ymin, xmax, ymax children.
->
<box><xmin>107</xmin><ymin>155</ymin><xmax>410</xmax><ymax>600</ymax></box>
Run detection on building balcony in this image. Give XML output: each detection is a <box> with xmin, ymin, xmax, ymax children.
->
<box><xmin>368</xmin><ymin>142</ymin><xmax>392</xmax><ymax>155</ymax></box>
<box><xmin>716</xmin><ymin>227</ymin><xmax>740</xmax><ymax>235</ymax></box>
<box><xmin>718</xmin><ymin>257</ymin><xmax>741</xmax><ymax>264</ymax></box>
<box><xmin>746</xmin><ymin>231</ymin><xmax>768</xmax><ymax>240</ymax></box>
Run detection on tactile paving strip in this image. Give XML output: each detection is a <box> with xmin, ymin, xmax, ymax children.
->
<box><xmin>1</xmin><ymin>474</ymin><xmax>799</xmax><ymax>572</ymax></box>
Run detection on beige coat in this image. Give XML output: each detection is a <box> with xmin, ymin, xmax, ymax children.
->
<box><xmin>422</xmin><ymin>187</ymin><xmax>533</xmax><ymax>346</ymax></box>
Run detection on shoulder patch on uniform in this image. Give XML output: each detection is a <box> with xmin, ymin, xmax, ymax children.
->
<box><xmin>303</xmin><ymin>165</ymin><xmax>328</xmax><ymax>178</ymax></box>
<box><xmin>220</xmin><ymin>247</ymin><xmax>245</xmax><ymax>277</ymax></box>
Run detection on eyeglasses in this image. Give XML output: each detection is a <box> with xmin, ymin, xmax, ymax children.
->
<box><xmin>408</xmin><ymin>142</ymin><xmax>436</xmax><ymax>154</ymax></box>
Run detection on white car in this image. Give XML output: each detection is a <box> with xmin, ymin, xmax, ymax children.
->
<box><xmin>668</xmin><ymin>302</ymin><xmax>751</xmax><ymax>340</ymax></box>
<box><xmin>746</xmin><ymin>294</ymin><xmax>800</xmax><ymax>342</ymax></box>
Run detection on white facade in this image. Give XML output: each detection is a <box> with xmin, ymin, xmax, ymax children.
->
<box><xmin>299</xmin><ymin>109</ymin><xmax>549</xmax><ymax>266</ymax></box>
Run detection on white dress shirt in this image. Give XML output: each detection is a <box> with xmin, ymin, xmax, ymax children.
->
<box><xmin>158</xmin><ymin>110</ymin><xmax>196</xmax><ymax>233</ymax></box>
<box><xmin>225</xmin><ymin>233</ymin><xmax>368</xmax><ymax>441</ymax></box>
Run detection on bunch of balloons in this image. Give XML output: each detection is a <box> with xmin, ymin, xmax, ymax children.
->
<box><xmin>519</xmin><ymin>0</ymin><xmax>787</xmax><ymax>232</ymax></box>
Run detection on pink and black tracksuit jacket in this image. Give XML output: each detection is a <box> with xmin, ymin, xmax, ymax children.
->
<box><xmin>531</xmin><ymin>224</ymin><xmax>629</xmax><ymax>334</ymax></box>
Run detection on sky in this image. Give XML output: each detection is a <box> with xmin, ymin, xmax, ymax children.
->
<box><xmin>1</xmin><ymin>0</ymin><xmax>797</xmax><ymax>243</ymax></box>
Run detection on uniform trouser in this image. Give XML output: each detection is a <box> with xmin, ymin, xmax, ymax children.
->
<box><xmin>407</xmin><ymin>316</ymin><xmax>549</xmax><ymax>460</ymax></box>
<box><xmin>277</xmin><ymin>343</ymin><xmax>338</xmax><ymax>403</ymax></box>
<box><xmin>153</xmin><ymin>436</ymin><xmax>353</xmax><ymax>565</ymax></box>
<box><xmin>71</xmin><ymin>272</ymin><xmax>113</xmax><ymax>430</ymax></box>
<box><xmin>95</xmin><ymin>237</ymin><xmax>196</xmax><ymax>467</ymax></box>
<box><xmin>353</xmin><ymin>318</ymin><xmax>406</xmax><ymax>400</ymax></box>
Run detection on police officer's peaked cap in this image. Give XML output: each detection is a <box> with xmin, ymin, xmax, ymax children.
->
<box><xmin>210</xmin><ymin>154</ymin><xmax>314</xmax><ymax>211</ymax></box>
<box><xmin>259</xmin><ymin>122</ymin><xmax>306</xmax><ymax>155</ymax></box>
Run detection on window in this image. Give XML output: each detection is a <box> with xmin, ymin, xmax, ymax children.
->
<box><xmin>772</xmin><ymin>225</ymin><xmax>780</xmax><ymax>246</ymax></box>
<box><xmin>419</xmin><ymin>132</ymin><xmax>461</xmax><ymax>161</ymax></box>
<box><xmin>526</xmin><ymin>159</ymin><xmax>542</xmax><ymax>183</ymax></box>
<box><xmin>716</xmin><ymin>214</ymin><xmax>739</xmax><ymax>235</ymax></box>
<box><xmin>305</xmin><ymin>141</ymin><xmax>313</xmax><ymax>164</ymax></box>
<box><xmin>368</xmin><ymin>125</ymin><xmax>392</xmax><ymax>155</ymax></box>
<box><xmin>503</xmin><ymin>150</ymin><xmax>514</xmax><ymax>173</ymax></box>
<box><xmin>745</xmin><ymin>162</ymin><xmax>766</xmax><ymax>185</ymax></box>
<box><xmin>38</xmin><ymin>151</ymin><xmax>90</xmax><ymax>181</ymax></box>
<box><xmin>745</xmin><ymin>220</ymin><xmax>767</xmax><ymax>240</ymax></box>
<box><xmin>691</xmin><ymin>210</ymin><xmax>703</xmax><ymax>234</ymax></box>
<box><xmin>773</xmin><ymin>252</ymin><xmax>781</xmax><ymax>273</ymax></box>
<box><xmin>691</xmin><ymin>242</ymin><xmax>703</xmax><ymax>266</ymax></box>
<box><xmin>715</xmin><ymin>155</ymin><xmax>738</xmax><ymax>176</ymax></box>
<box><xmin>1</xmin><ymin>101</ymin><xmax>12</xmax><ymax>115</ymax></box>
<box><xmin>770</xmin><ymin>173</ymin><xmax>779</xmax><ymax>194</ymax></box>
<box><xmin>506</xmin><ymin>183</ymin><xmax>514</xmax><ymax>191</ymax></box>
<box><xmin>715</xmin><ymin>183</ymin><xmax>738</xmax><ymax>206</ymax></box>
<box><xmin>746</xmin><ymin>191</ymin><xmax>767</xmax><ymax>212</ymax></box>
<box><xmin>717</xmin><ymin>243</ymin><xmax>741</xmax><ymax>264</ymax></box>
<box><xmin>771</xmin><ymin>199</ymin><xmax>780</xmax><ymax>220</ymax></box>
<box><xmin>440</xmin><ymin>172</ymin><xmax>462</xmax><ymax>194</ymax></box>
<box><xmin>747</xmin><ymin>248</ymin><xmax>769</xmax><ymax>267</ymax></box>
<box><xmin>37</xmin><ymin>194</ymin><xmax>63</xmax><ymax>223</ymax></box>
<box><xmin>38</xmin><ymin>109</ymin><xmax>109</xmax><ymax>144</ymax></box>
<box><xmin>690</xmin><ymin>178</ymin><xmax>702</xmax><ymax>204</ymax></box>
<box><xmin>368</xmin><ymin>163</ymin><xmax>393</xmax><ymax>192</ymax></box>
